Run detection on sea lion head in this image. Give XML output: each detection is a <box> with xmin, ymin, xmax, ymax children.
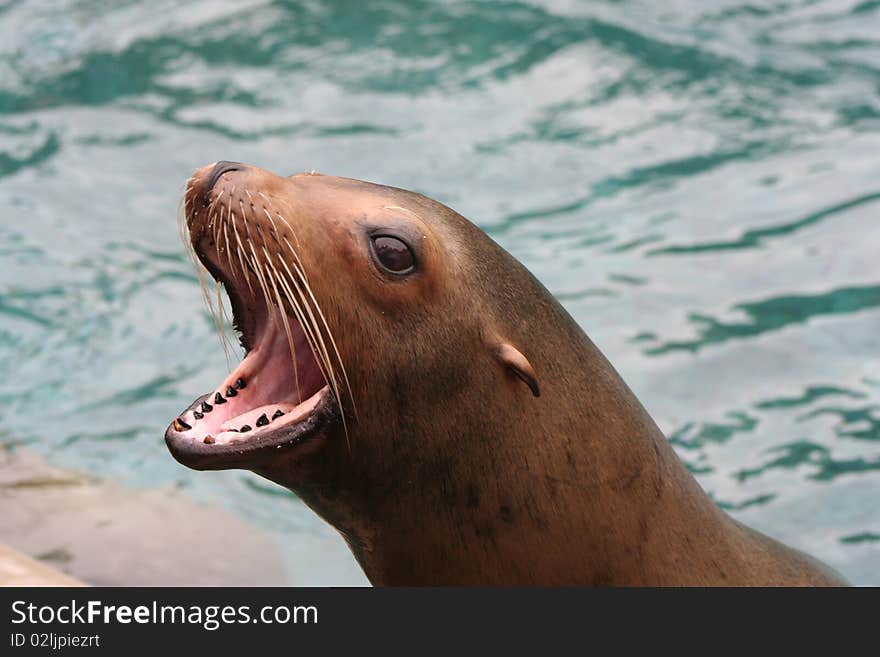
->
<box><xmin>166</xmin><ymin>161</ymin><xmax>548</xmax><ymax>505</ymax></box>
<box><xmin>166</xmin><ymin>163</ymin><xmax>850</xmax><ymax>587</ymax></box>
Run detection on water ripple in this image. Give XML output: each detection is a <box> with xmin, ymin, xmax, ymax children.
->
<box><xmin>650</xmin><ymin>191</ymin><xmax>880</xmax><ymax>255</ymax></box>
<box><xmin>736</xmin><ymin>441</ymin><xmax>880</xmax><ymax>483</ymax></box>
<box><xmin>800</xmin><ymin>405</ymin><xmax>880</xmax><ymax>442</ymax></box>
<box><xmin>644</xmin><ymin>285</ymin><xmax>880</xmax><ymax>356</ymax></box>
<box><xmin>755</xmin><ymin>385</ymin><xmax>867</xmax><ymax>409</ymax></box>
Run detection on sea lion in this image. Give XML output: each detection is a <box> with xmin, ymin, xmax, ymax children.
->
<box><xmin>165</xmin><ymin>161</ymin><xmax>847</xmax><ymax>586</ymax></box>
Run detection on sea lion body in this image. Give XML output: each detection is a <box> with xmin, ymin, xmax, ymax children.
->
<box><xmin>166</xmin><ymin>163</ymin><xmax>847</xmax><ymax>586</ymax></box>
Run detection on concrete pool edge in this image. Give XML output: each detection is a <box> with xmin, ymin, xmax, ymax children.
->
<box><xmin>0</xmin><ymin>543</ymin><xmax>85</xmax><ymax>586</ymax></box>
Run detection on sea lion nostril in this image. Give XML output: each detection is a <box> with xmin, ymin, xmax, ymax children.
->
<box><xmin>204</xmin><ymin>160</ymin><xmax>245</xmax><ymax>204</ymax></box>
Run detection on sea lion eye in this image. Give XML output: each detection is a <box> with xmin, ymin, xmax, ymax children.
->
<box><xmin>370</xmin><ymin>235</ymin><xmax>415</xmax><ymax>274</ymax></box>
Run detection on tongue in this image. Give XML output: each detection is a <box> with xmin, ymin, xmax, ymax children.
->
<box><xmin>220</xmin><ymin>403</ymin><xmax>291</xmax><ymax>433</ymax></box>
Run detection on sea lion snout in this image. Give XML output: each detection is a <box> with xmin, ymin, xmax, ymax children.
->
<box><xmin>203</xmin><ymin>160</ymin><xmax>246</xmax><ymax>204</ymax></box>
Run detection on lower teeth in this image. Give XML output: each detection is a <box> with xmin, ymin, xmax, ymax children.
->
<box><xmin>186</xmin><ymin>379</ymin><xmax>294</xmax><ymax>443</ymax></box>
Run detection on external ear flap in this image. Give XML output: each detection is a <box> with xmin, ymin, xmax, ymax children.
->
<box><xmin>493</xmin><ymin>343</ymin><xmax>540</xmax><ymax>397</ymax></box>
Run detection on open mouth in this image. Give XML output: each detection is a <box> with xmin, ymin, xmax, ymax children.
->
<box><xmin>165</xmin><ymin>165</ymin><xmax>339</xmax><ymax>470</ymax></box>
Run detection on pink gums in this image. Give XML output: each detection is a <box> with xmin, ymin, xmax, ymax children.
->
<box><xmin>178</xmin><ymin>313</ymin><xmax>327</xmax><ymax>445</ymax></box>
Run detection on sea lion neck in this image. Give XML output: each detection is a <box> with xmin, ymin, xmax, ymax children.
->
<box><xmin>251</xmin><ymin>311</ymin><xmax>739</xmax><ymax>586</ymax></box>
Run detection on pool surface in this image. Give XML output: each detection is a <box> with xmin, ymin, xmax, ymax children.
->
<box><xmin>1</xmin><ymin>0</ymin><xmax>878</xmax><ymax>584</ymax></box>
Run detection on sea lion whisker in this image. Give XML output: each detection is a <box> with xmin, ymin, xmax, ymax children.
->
<box><xmin>272</xmin><ymin>265</ymin><xmax>333</xmax><ymax>389</ymax></box>
<box><xmin>272</xmin><ymin>262</ymin><xmax>349</xmax><ymax>444</ymax></box>
<box><xmin>269</xmin><ymin>253</ymin><xmax>334</xmax><ymax>382</ymax></box>
<box><xmin>231</xmin><ymin>218</ymin><xmax>254</xmax><ymax>295</ymax></box>
<box><xmin>221</xmin><ymin>211</ymin><xmax>237</xmax><ymax>284</ymax></box>
<box><xmin>194</xmin><ymin>244</ymin><xmax>229</xmax><ymax>368</ymax></box>
<box><xmin>263</xmin><ymin>208</ymin><xmax>282</xmax><ymax>246</ymax></box>
<box><xmin>178</xmin><ymin>198</ymin><xmax>231</xmax><ymax>362</ymax></box>
<box><xmin>271</xmin><ymin>270</ymin><xmax>342</xmax><ymax>450</ymax></box>
<box><xmin>281</xmin><ymin>236</ymin><xmax>309</xmax><ymax>284</ymax></box>
<box><xmin>268</xmin><ymin>255</ymin><xmax>336</xmax><ymax>387</ymax></box>
<box><xmin>210</xmin><ymin>210</ymin><xmax>223</xmax><ymax>257</ymax></box>
<box><xmin>284</xmin><ymin>256</ymin><xmax>356</xmax><ymax>420</ymax></box>
<box><xmin>208</xmin><ymin>188</ymin><xmax>224</xmax><ymax>213</ymax></box>
<box><xmin>268</xmin><ymin>252</ymin><xmax>338</xmax><ymax>397</ymax></box>
<box><xmin>215</xmin><ymin>279</ymin><xmax>233</xmax><ymax>369</ymax></box>
<box><xmin>263</xmin><ymin>258</ymin><xmax>302</xmax><ymax>402</ymax></box>
<box><xmin>243</xmin><ymin>205</ymin><xmax>278</xmax><ymax>322</ymax></box>
<box><xmin>277</xmin><ymin>214</ymin><xmax>301</xmax><ymax>248</ymax></box>
<box><xmin>246</xmin><ymin>244</ymin><xmax>278</xmax><ymax>330</ymax></box>
<box><xmin>210</xmin><ymin>191</ymin><xmax>227</xmax><ymax>237</ymax></box>
<box><xmin>239</xmin><ymin>200</ymin><xmax>253</xmax><ymax>241</ymax></box>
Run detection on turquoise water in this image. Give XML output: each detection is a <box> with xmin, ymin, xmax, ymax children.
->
<box><xmin>1</xmin><ymin>0</ymin><xmax>878</xmax><ymax>585</ymax></box>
